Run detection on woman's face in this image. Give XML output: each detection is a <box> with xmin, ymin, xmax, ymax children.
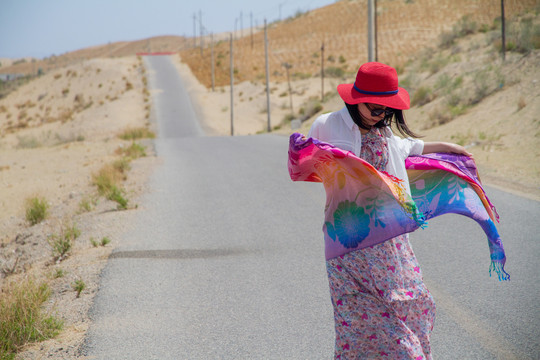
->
<box><xmin>357</xmin><ymin>103</ymin><xmax>387</xmax><ymax>127</ymax></box>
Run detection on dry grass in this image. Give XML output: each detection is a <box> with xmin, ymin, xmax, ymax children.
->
<box><xmin>118</xmin><ymin>126</ymin><xmax>155</xmax><ymax>140</ymax></box>
<box><xmin>25</xmin><ymin>196</ymin><xmax>49</xmax><ymax>225</ymax></box>
<box><xmin>116</xmin><ymin>142</ymin><xmax>147</xmax><ymax>159</ymax></box>
<box><xmin>0</xmin><ymin>278</ymin><xmax>62</xmax><ymax>359</ymax></box>
<box><xmin>92</xmin><ymin>143</ymin><xmax>147</xmax><ymax>210</ymax></box>
<box><xmin>178</xmin><ymin>0</ymin><xmax>537</xmax><ymax>88</ymax></box>
<box><xmin>48</xmin><ymin>221</ymin><xmax>81</xmax><ymax>262</ymax></box>
<box><xmin>92</xmin><ymin>164</ymin><xmax>125</xmax><ymax>196</ymax></box>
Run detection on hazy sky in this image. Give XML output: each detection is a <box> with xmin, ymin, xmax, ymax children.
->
<box><xmin>1</xmin><ymin>0</ymin><xmax>335</xmax><ymax>59</ymax></box>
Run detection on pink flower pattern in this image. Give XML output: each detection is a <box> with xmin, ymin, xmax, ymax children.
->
<box><xmin>326</xmin><ymin>128</ymin><xmax>436</xmax><ymax>359</ymax></box>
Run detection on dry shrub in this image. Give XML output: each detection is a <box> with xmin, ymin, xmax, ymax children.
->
<box><xmin>517</xmin><ymin>97</ymin><xmax>526</xmax><ymax>111</ymax></box>
<box><xmin>92</xmin><ymin>161</ymin><xmax>132</xmax><ymax>210</ymax></box>
<box><xmin>411</xmin><ymin>86</ymin><xmax>434</xmax><ymax>107</ymax></box>
<box><xmin>92</xmin><ymin>164</ymin><xmax>124</xmax><ymax>196</ymax></box>
<box><xmin>116</xmin><ymin>142</ymin><xmax>147</xmax><ymax>159</ymax></box>
<box><xmin>17</xmin><ymin>110</ymin><xmax>27</xmax><ymax>121</ymax></box>
<box><xmin>118</xmin><ymin>127</ymin><xmax>155</xmax><ymax>140</ymax></box>
<box><xmin>424</xmin><ymin>106</ymin><xmax>454</xmax><ymax>129</ymax></box>
<box><xmin>25</xmin><ymin>196</ymin><xmax>49</xmax><ymax>224</ymax></box>
<box><xmin>48</xmin><ymin>221</ymin><xmax>81</xmax><ymax>262</ymax></box>
<box><xmin>298</xmin><ymin>97</ymin><xmax>323</xmax><ymax>121</ymax></box>
<box><xmin>0</xmin><ymin>278</ymin><xmax>62</xmax><ymax>358</ymax></box>
<box><xmin>58</xmin><ymin>109</ymin><xmax>74</xmax><ymax>123</ymax></box>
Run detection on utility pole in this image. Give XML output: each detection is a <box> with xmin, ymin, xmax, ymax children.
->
<box><xmin>501</xmin><ymin>0</ymin><xmax>506</xmax><ymax>61</ymax></box>
<box><xmin>264</xmin><ymin>19</ymin><xmax>271</xmax><ymax>132</ymax></box>
<box><xmin>199</xmin><ymin>10</ymin><xmax>204</xmax><ymax>56</ymax></box>
<box><xmin>211</xmin><ymin>33</ymin><xmax>215</xmax><ymax>91</ymax></box>
<box><xmin>374</xmin><ymin>0</ymin><xmax>378</xmax><ymax>61</ymax></box>
<box><xmin>367</xmin><ymin>0</ymin><xmax>375</xmax><ymax>62</ymax></box>
<box><xmin>193</xmin><ymin>13</ymin><xmax>197</xmax><ymax>48</ymax></box>
<box><xmin>250</xmin><ymin>12</ymin><xmax>254</xmax><ymax>49</ymax></box>
<box><xmin>230</xmin><ymin>33</ymin><xmax>234</xmax><ymax>136</ymax></box>
<box><xmin>321</xmin><ymin>42</ymin><xmax>325</xmax><ymax>102</ymax></box>
<box><xmin>282</xmin><ymin>62</ymin><xmax>293</xmax><ymax>113</ymax></box>
<box><xmin>240</xmin><ymin>11</ymin><xmax>243</xmax><ymax>38</ymax></box>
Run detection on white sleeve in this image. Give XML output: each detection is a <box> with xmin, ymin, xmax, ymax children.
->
<box><xmin>385</xmin><ymin>130</ymin><xmax>423</xmax><ymax>195</ymax></box>
<box><xmin>395</xmin><ymin>136</ymin><xmax>424</xmax><ymax>157</ymax></box>
<box><xmin>308</xmin><ymin>114</ymin><xmax>324</xmax><ymax>139</ymax></box>
<box><xmin>405</xmin><ymin>137</ymin><xmax>424</xmax><ymax>156</ymax></box>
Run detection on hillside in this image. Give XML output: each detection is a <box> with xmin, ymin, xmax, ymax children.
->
<box><xmin>402</xmin><ymin>20</ymin><xmax>540</xmax><ymax>197</ymax></box>
<box><xmin>178</xmin><ymin>0</ymin><xmax>537</xmax><ymax>87</ymax></box>
<box><xmin>0</xmin><ymin>55</ymin><xmax>158</xmax><ymax>358</ymax></box>
<box><xmin>0</xmin><ymin>35</ymin><xmax>186</xmax><ymax>76</ymax></box>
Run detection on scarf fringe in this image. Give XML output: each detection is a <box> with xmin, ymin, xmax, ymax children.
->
<box><xmin>489</xmin><ymin>261</ymin><xmax>510</xmax><ymax>281</ymax></box>
<box><xmin>411</xmin><ymin>205</ymin><xmax>428</xmax><ymax>229</ymax></box>
<box><xmin>384</xmin><ymin>171</ymin><xmax>428</xmax><ymax>230</ymax></box>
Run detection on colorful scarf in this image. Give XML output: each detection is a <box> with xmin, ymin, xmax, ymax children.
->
<box><xmin>288</xmin><ymin>133</ymin><xmax>509</xmax><ymax>281</ymax></box>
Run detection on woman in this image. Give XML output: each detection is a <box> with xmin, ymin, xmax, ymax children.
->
<box><xmin>308</xmin><ymin>62</ymin><xmax>471</xmax><ymax>359</ymax></box>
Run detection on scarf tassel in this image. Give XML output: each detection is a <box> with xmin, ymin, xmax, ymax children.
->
<box><xmin>489</xmin><ymin>260</ymin><xmax>510</xmax><ymax>281</ymax></box>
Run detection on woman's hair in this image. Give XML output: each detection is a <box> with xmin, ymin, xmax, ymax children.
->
<box><xmin>345</xmin><ymin>102</ymin><xmax>422</xmax><ymax>138</ymax></box>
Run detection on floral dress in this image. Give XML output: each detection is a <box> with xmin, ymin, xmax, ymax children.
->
<box><xmin>326</xmin><ymin>127</ymin><xmax>436</xmax><ymax>359</ymax></box>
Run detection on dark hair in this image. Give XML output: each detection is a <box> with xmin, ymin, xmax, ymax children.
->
<box><xmin>345</xmin><ymin>102</ymin><xmax>421</xmax><ymax>138</ymax></box>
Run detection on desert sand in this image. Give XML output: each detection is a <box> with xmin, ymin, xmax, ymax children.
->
<box><xmin>0</xmin><ymin>56</ymin><xmax>160</xmax><ymax>358</ymax></box>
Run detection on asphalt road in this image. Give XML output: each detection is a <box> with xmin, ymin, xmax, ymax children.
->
<box><xmin>82</xmin><ymin>56</ymin><xmax>540</xmax><ymax>359</ymax></box>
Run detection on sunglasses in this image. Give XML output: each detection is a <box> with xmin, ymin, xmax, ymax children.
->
<box><xmin>366</xmin><ymin>103</ymin><xmax>394</xmax><ymax>117</ymax></box>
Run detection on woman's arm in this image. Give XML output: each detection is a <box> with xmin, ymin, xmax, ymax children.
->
<box><xmin>422</xmin><ymin>141</ymin><xmax>473</xmax><ymax>157</ymax></box>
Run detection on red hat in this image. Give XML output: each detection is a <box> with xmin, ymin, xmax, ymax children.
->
<box><xmin>337</xmin><ymin>62</ymin><xmax>410</xmax><ymax>110</ymax></box>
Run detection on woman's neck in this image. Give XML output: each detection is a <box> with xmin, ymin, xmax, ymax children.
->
<box><xmin>359</xmin><ymin>126</ymin><xmax>371</xmax><ymax>135</ymax></box>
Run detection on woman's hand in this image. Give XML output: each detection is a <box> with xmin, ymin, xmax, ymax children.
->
<box><xmin>423</xmin><ymin>141</ymin><xmax>473</xmax><ymax>158</ymax></box>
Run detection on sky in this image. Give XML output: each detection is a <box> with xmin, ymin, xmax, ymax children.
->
<box><xmin>1</xmin><ymin>0</ymin><xmax>336</xmax><ymax>59</ymax></box>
